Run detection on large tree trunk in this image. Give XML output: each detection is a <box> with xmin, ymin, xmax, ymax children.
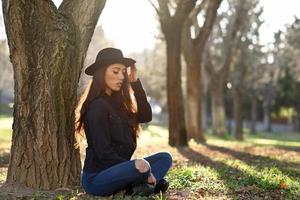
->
<box><xmin>165</xmin><ymin>31</ymin><xmax>188</xmax><ymax>146</ymax></box>
<box><xmin>155</xmin><ymin>0</ymin><xmax>197</xmax><ymax>146</ymax></box>
<box><xmin>210</xmin><ymin>78</ymin><xmax>226</xmax><ymax>137</ymax></box>
<box><xmin>3</xmin><ymin>0</ymin><xmax>106</xmax><ymax>189</ymax></box>
<box><xmin>233</xmin><ymin>88</ymin><xmax>243</xmax><ymax>140</ymax></box>
<box><xmin>182</xmin><ymin>0</ymin><xmax>222</xmax><ymax>143</ymax></box>
<box><xmin>250</xmin><ymin>94</ymin><xmax>257</xmax><ymax>134</ymax></box>
<box><xmin>185</xmin><ymin>58</ymin><xmax>204</xmax><ymax>142</ymax></box>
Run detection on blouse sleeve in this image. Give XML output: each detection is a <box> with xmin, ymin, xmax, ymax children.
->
<box><xmin>130</xmin><ymin>78</ymin><xmax>152</xmax><ymax>123</ymax></box>
<box><xmin>86</xmin><ymin>99</ymin><xmax>127</xmax><ymax>165</ymax></box>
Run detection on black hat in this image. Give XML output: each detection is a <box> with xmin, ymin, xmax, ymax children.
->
<box><xmin>85</xmin><ymin>47</ymin><xmax>136</xmax><ymax>76</ymax></box>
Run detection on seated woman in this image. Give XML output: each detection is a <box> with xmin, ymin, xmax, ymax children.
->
<box><xmin>76</xmin><ymin>47</ymin><xmax>172</xmax><ymax>196</ymax></box>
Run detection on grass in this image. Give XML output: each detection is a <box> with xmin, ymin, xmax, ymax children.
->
<box><xmin>0</xmin><ymin>117</ymin><xmax>13</xmax><ymax>150</ymax></box>
<box><xmin>0</xmin><ymin>117</ymin><xmax>300</xmax><ymax>199</ymax></box>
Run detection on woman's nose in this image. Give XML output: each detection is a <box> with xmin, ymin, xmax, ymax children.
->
<box><xmin>119</xmin><ymin>73</ymin><xmax>124</xmax><ymax>80</ymax></box>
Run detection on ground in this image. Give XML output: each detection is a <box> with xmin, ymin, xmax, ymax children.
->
<box><xmin>0</xmin><ymin>118</ymin><xmax>300</xmax><ymax>199</ymax></box>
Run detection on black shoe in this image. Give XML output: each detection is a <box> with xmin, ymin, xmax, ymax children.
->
<box><xmin>131</xmin><ymin>183</ymin><xmax>154</xmax><ymax>196</ymax></box>
<box><xmin>153</xmin><ymin>178</ymin><xmax>169</xmax><ymax>194</ymax></box>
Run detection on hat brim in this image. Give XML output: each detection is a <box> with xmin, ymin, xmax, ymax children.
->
<box><xmin>85</xmin><ymin>57</ymin><xmax>136</xmax><ymax>76</ymax></box>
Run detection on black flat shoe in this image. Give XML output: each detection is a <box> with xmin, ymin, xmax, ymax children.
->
<box><xmin>132</xmin><ymin>183</ymin><xmax>154</xmax><ymax>196</ymax></box>
<box><xmin>154</xmin><ymin>178</ymin><xmax>169</xmax><ymax>194</ymax></box>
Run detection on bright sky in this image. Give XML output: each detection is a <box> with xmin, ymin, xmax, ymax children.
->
<box><xmin>0</xmin><ymin>0</ymin><xmax>300</xmax><ymax>54</ymax></box>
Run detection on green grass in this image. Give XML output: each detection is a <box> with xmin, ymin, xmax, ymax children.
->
<box><xmin>166</xmin><ymin>160</ymin><xmax>299</xmax><ymax>199</ymax></box>
<box><xmin>0</xmin><ymin>121</ymin><xmax>300</xmax><ymax>199</ymax></box>
<box><xmin>0</xmin><ymin>117</ymin><xmax>13</xmax><ymax>149</ymax></box>
<box><xmin>204</xmin><ymin>129</ymin><xmax>300</xmax><ymax>148</ymax></box>
<box><xmin>143</xmin><ymin>125</ymin><xmax>300</xmax><ymax>199</ymax></box>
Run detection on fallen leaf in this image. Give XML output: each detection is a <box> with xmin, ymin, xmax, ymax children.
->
<box><xmin>279</xmin><ymin>180</ymin><xmax>288</xmax><ymax>189</ymax></box>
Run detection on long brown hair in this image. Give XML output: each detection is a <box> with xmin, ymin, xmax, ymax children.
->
<box><xmin>75</xmin><ymin>65</ymin><xmax>140</xmax><ymax>148</ymax></box>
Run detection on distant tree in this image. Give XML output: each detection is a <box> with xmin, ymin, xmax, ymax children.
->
<box><xmin>2</xmin><ymin>0</ymin><xmax>106</xmax><ymax>189</ymax></box>
<box><xmin>182</xmin><ymin>0</ymin><xmax>222</xmax><ymax>142</ymax></box>
<box><xmin>229</xmin><ymin>1</ymin><xmax>263</xmax><ymax>140</ymax></box>
<box><xmin>275</xmin><ymin>17</ymin><xmax>300</xmax><ymax>133</ymax></box>
<box><xmin>204</xmin><ymin>0</ymin><xmax>250</xmax><ymax>137</ymax></box>
<box><xmin>149</xmin><ymin>0</ymin><xmax>196</xmax><ymax>146</ymax></box>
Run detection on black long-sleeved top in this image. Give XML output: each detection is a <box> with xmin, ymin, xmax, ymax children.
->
<box><xmin>82</xmin><ymin>79</ymin><xmax>152</xmax><ymax>173</ymax></box>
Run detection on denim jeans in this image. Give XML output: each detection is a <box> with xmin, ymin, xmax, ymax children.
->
<box><xmin>81</xmin><ymin>152</ymin><xmax>173</xmax><ymax>196</ymax></box>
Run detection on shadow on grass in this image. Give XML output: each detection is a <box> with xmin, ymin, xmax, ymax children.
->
<box><xmin>203</xmin><ymin>144</ymin><xmax>300</xmax><ymax>178</ymax></box>
<box><xmin>275</xmin><ymin>145</ymin><xmax>300</xmax><ymax>153</ymax></box>
<box><xmin>177</xmin><ymin>147</ymin><xmax>290</xmax><ymax>198</ymax></box>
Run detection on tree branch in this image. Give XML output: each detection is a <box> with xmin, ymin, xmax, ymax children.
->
<box><xmin>194</xmin><ymin>0</ymin><xmax>222</xmax><ymax>49</ymax></box>
<box><xmin>148</xmin><ymin>0</ymin><xmax>160</xmax><ymax>15</ymax></box>
<box><xmin>174</xmin><ymin>0</ymin><xmax>197</xmax><ymax>22</ymax></box>
<box><xmin>157</xmin><ymin>0</ymin><xmax>171</xmax><ymax>22</ymax></box>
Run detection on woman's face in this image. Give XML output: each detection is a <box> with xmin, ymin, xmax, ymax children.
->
<box><xmin>105</xmin><ymin>63</ymin><xmax>126</xmax><ymax>94</ymax></box>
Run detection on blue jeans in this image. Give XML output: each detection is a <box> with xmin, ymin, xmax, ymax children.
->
<box><xmin>81</xmin><ymin>152</ymin><xmax>173</xmax><ymax>196</ymax></box>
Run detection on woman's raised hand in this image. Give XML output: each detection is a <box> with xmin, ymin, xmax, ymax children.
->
<box><xmin>128</xmin><ymin>64</ymin><xmax>137</xmax><ymax>82</ymax></box>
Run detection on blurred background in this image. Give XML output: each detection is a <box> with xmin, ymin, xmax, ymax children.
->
<box><xmin>1</xmin><ymin>0</ymin><xmax>300</xmax><ymax>135</ymax></box>
<box><xmin>0</xmin><ymin>1</ymin><xmax>300</xmax><ymax>198</ymax></box>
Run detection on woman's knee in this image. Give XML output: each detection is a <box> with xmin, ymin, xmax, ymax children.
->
<box><xmin>134</xmin><ymin>159</ymin><xmax>150</xmax><ymax>173</ymax></box>
<box><xmin>159</xmin><ymin>152</ymin><xmax>173</xmax><ymax>167</ymax></box>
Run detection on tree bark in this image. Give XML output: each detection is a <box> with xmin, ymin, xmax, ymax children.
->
<box><xmin>210</xmin><ymin>77</ymin><xmax>226</xmax><ymax>137</ymax></box>
<box><xmin>154</xmin><ymin>0</ymin><xmax>197</xmax><ymax>146</ymax></box>
<box><xmin>165</xmin><ymin>34</ymin><xmax>188</xmax><ymax>146</ymax></box>
<box><xmin>2</xmin><ymin>0</ymin><xmax>106</xmax><ymax>189</ymax></box>
<box><xmin>182</xmin><ymin>0</ymin><xmax>222</xmax><ymax>143</ymax></box>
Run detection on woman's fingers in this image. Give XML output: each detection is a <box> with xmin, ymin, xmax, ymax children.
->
<box><xmin>129</xmin><ymin>64</ymin><xmax>137</xmax><ymax>82</ymax></box>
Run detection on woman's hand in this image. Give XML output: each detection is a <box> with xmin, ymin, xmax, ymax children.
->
<box><xmin>128</xmin><ymin>64</ymin><xmax>137</xmax><ymax>82</ymax></box>
<box><xmin>147</xmin><ymin>172</ymin><xmax>157</xmax><ymax>186</ymax></box>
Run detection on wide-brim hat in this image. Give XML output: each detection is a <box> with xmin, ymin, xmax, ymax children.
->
<box><xmin>85</xmin><ymin>47</ymin><xmax>136</xmax><ymax>76</ymax></box>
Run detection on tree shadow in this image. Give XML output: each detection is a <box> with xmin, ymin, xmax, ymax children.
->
<box><xmin>203</xmin><ymin>144</ymin><xmax>300</xmax><ymax>178</ymax></box>
<box><xmin>275</xmin><ymin>145</ymin><xmax>300</xmax><ymax>153</ymax></box>
<box><xmin>177</xmin><ymin>146</ymin><xmax>288</xmax><ymax>197</ymax></box>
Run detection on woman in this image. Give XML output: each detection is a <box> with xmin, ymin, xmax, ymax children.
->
<box><xmin>76</xmin><ymin>47</ymin><xmax>172</xmax><ymax>196</ymax></box>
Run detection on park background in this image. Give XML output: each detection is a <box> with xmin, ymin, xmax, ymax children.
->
<box><xmin>0</xmin><ymin>0</ymin><xmax>300</xmax><ymax>199</ymax></box>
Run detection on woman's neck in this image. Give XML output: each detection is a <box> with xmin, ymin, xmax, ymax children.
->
<box><xmin>105</xmin><ymin>88</ymin><xmax>112</xmax><ymax>96</ymax></box>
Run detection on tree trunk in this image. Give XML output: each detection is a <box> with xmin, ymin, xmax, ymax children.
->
<box><xmin>250</xmin><ymin>94</ymin><xmax>257</xmax><ymax>134</ymax></box>
<box><xmin>202</xmin><ymin>93</ymin><xmax>208</xmax><ymax>132</ymax></box>
<box><xmin>185</xmin><ymin>59</ymin><xmax>204</xmax><ymax>142</ymax></box>
<box><xmin>263</xmin><ymin>98</ymin><xmax>272</xmax><ymax>132</ymax></box>
<box><xmin>181</xmin><ymin>0</ymin><xmax>222</xmax><ymax>143</ymax></box>
<box><xmin>233</xmin><ymin>88</ymin><xmax>243</xmax><ymax>140</ymax></box>
<box><xmin>165</xmin><ymin>33</ymin><xmax>188</xmax><ymax>146</ymax></box>
<box><xmin>3</xmin><ymin>0</ymin><xmax>106</xmax><ymax>189</ymax></box>
<box><xmin>156</xmin><ymin>0</ymin><xmax>197</xmax><ymax>146</ymax></box>
<box><xmin>210</xmin><ymin>79</ymin><xmax>226</xmax><ymax>137</ymax></box>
